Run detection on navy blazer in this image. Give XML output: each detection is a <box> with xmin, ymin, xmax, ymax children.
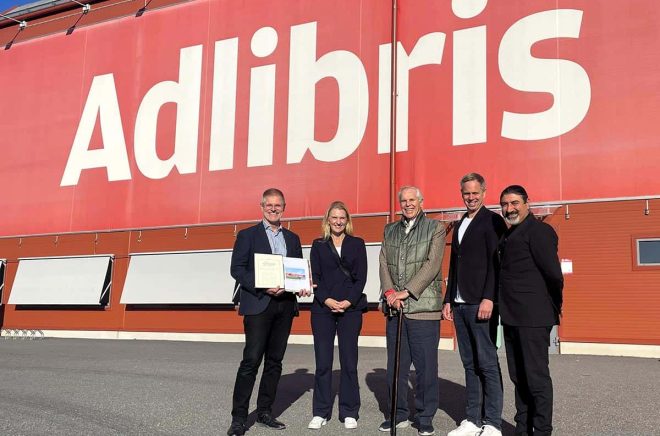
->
<box><xmin>498</xmin><ymin>214</ymin><xmax>564</xmax><ymax>327</ymax></box>
<box><xmin>230</xmin><ymin>222</ymin><xmax>303</xmax><ymax>316</ymax></box>
<box><xmin>444</xmin><ymin>206</ymin><xmax>507</xmax><ymax>305</ymax></box>
<box><xmin>310</xmin><ymin>234</ymin><xmax>368</xmax><ymax>313</ymax></box>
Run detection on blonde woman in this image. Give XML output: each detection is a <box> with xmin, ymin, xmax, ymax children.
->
<box><xmin>308</xmin><ymin>201</ymin><xmax>368</xmax><ymax>430</ymax></box>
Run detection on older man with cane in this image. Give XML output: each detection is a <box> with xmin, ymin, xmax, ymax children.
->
<box><xmin>379</xmin><ymin>186</ymin><xmax>446</xmax><ymax>436</ymax></box>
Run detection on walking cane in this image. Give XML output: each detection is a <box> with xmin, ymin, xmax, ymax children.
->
<box><xmin>389</xmin><ymin>305</ymin><xmax>404</xmax><ymax>436</ymax></box>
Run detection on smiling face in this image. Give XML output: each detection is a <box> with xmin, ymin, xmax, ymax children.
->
<box><xmin>400</xmin><ymin>188</ymin><xmax>422</xmax><ymax>220</ymax></box>
<box><xmin>461</xmin><ymin>180</ymin><xmax>485</xmax><ymax>217</ymax></box>
<box><xmin>500</xmin><ymin>192</ymin><xmax>529</xmax><ymax>226</ymax></box>
<box><xmin>261</xmin><ymin>194</ymin><xmax>285</xmax><ymax>227</ymax></box>
<box><xmin>328</xmin><ymin>208</ymin><xmax>348</xmax><ymax>236</ymax></box>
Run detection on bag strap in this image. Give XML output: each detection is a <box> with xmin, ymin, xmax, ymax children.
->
<box><xmin>327</xmin><ymin>239</ymin><xmax>353</xmax><ymax>280</ymax></box>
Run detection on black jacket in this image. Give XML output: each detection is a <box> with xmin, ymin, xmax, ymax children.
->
<box><xmin>230</xmin><ymin>222</ymin><xmax>303</xmax><ymax>316</ymax></box>
<box><xmin>498</xmin><ymin>214</ymin><xmax>564</xmax><ymax>327</ymax></box>
<box><xmin>310</xmin><ymin>234</ymin><xmax>368</xmax><ymax>313</ymax></box>
<box><xmin>444</xmin><ymin>207</ymin><xmax>507</xmax><ymax>305</ymax></box>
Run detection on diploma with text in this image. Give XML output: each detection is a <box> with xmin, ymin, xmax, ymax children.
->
<box><xmin>254</xmin><ymin>254</ymin><xmax>312</xmax><ymax>293</ymax></box>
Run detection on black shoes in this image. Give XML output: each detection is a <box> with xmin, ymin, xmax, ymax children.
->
<box><xmin>257</xmin><ymin>413</ymin><xmax>286</xmax><ymax>430</ymax></box>
<box><xmin>226</xmin><ymin>414</ymin><xmax>284</xmax><ymax>434</ymax></box>
<box><xmin>226</xmin><ymin>421</ymin><xmax>246</xmax><ymax>436</ymax></box>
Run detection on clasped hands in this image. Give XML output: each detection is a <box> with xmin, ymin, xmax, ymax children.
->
<box><xmin>324</xmin><ymin>298</ymin><xmax>352</xmax><ymax>313</ymax></box>
<box><xmin>384</xmin><ymin>289</ymin><xmax>410</xmax><ymax>309</ymax></box>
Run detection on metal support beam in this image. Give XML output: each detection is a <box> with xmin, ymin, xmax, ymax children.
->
<box><xmin>0</xmin><ymin>12</ymin><xmax>27</xmax><ymax>30</ymax></box>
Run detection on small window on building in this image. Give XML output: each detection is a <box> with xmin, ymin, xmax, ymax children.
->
<box><xmin>636</xmin><ymin>238</ymin><xmax>660</xmax><ymax>266</ymax></box>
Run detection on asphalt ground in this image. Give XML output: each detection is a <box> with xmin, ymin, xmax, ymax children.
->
<box><xmin>0</xmin><ymin>338</ymin><xmax>657</xmax><ymax>436</ymax></box>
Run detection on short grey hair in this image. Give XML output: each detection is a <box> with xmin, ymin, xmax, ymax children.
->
<box><xmin>261</xmin><ymin>188</ymin><xmax>286</xmax><ymax>206</ymax></box>
<box><xmin>398</xmin><ymin>186</ymin><xmax>424</xmax><ymax>202</ymax></box>
<box><xmin>460</xmin><ymin>173</ymin><xmax>486</xmax><ymax>191</ymax></box>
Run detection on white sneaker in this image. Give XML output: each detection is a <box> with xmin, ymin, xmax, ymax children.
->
<box><xmin>447</xmin><ymin>419</ymin><xmax>481</xmax><ymax>436</ymax></box>
<box><xmin>308</xmin><ymin>416</ymin><xmax>327</xmax><ymax>429</ymax></box>
<box><xmin>477</xmin><ymin>425</ymin><xmax>502</xmax><ymax>436</ymax></box>
<box><xmin>344</xmin><ymin>417</ymin><xmax>358</xmax><ymax>429</ymax></box>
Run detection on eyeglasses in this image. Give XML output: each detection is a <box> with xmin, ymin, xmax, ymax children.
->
<box><xmin>263</xmin><ymin>204</ymin><xmax>283</xmax><ymax>211</ymax></box>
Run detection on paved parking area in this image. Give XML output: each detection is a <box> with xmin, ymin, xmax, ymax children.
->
<box><xmin>0</xmin><ymin>338</ymin><xmax>657</xmax><ymax>435</ymax></box>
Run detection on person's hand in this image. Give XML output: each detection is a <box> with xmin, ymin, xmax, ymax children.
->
<box><xmin>337</xmin><ymin>300</ymin><xmax>352</xmax><ymax>311</ymax></box>
<box><xmin>383</xmin><ymin>289</ymin><xmax>396</xmax><ymax>308</ymax></box>
<box><xmin>297</xmin><ymin>288</ymin><xmax>311</xmax><ymax>297</ymax></box>
<box><xmin>266</xmin><ymin>287</ymin><xmax>284</xmax><ymax>296</ymax></box>
<box><xmin>324</xmin><ymin>298</ymin><xmax>338</xmax><ymax>309</ymax></box>
<box><xmin>442</xmin><ymin>303</ymin><xmax>453</xmax><ymax>321</ymax></box>
<box><xmin>386</xmin><ymin>290</ymin><xmax>409</xmax><ymax>309</ymax></box>
<box><xmin>325</xmin><ymin>298</ymin><xmax>343</xmax><ymax>312</ymax></box>
<box><xmin>478</xmin><ymin>298</ymin><xmax>493</xmax><ymax>320</ymax></box>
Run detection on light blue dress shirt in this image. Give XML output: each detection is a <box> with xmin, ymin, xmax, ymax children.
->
<box><xmin>262</xmin><ymin>220</ymin><xmax>287</xmax><ymax>256</ymax></box>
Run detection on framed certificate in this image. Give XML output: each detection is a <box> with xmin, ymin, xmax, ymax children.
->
<box><xmin>254</xmin><ymin>253</ymin><xmax>284</xmax><ymax>288</ymax></box>
<box><xmin>254</xmin><ymin>254</ymin><xmax>312</xmax><ymax>292</ymax></box>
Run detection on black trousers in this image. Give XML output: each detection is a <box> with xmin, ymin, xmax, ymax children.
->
<box><xmin>230</xmin><ymin>298</ymin><xmax>295</xmax><ymax>423</ymax></box>
<box><xmin>503</xmin><ymin>325</ymin><xmax>553</xmax><ymax>436</ymax></box>
<box><xmin>311</xmin><ymin>310</ymin><xmax>363</xmax><ymax>421</ymax></box>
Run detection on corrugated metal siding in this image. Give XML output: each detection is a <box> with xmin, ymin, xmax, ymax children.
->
<box><xmin>0</xmin><ymin>216</ymin><xmax>399</xmax><ymax>337</ymax></box>
<box><xmin>2</xmin><ymin>202</ymin><xmax>659</xmax><ymax>347</ymax></box>
<box><xmin>554</xmin><ymin>200</ymin><xmax>660</xmax><ymax>345</ymax></box>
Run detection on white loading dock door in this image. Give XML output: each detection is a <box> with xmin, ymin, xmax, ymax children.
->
<box><xmin>120</xmin><ymin>245</ymin><xmax>383</xmax><ymax>306</ymax></box>
<box><xmin>120</xmin><ymin>250</ymin><xmax>234</xmax><ymax>304</ymax></box>
<box><xmin>8</xmin><ymin>255</ymin><xmax>113</xmax><ymax>305</ymax></box>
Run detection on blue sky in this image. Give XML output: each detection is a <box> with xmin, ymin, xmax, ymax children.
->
<box><xmin>0</xmin><ymin>0</ymin><xmax>31</xmax><ymax>14</ymax></box>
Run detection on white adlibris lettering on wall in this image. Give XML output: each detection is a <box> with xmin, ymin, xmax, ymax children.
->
<box><xmin>61</xmin><ymin>6</ymin><xmax>591</xmax><ymax>186</ymax></box>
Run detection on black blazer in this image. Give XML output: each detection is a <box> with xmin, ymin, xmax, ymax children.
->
<box><xmin>444</xmin><ymin>207</ymin><xmax>507</xmax><ymax>305</ymax></box>
<box><xmin>498</xmin><ymin>214</ymin><xmax>564</xmax><ymax>327</ymax></box>
<box><xmin>230</xmin><ymin>222</ymin><xmax>303</xmax><ymax>316</ymax></box>
<box><xmin>309</xmin><ymin>234</ymin><xmax>368</xmax><ymax>314</ymax></box>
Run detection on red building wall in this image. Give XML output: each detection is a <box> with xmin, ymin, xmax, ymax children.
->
<box><xmin>554</xmin><ymin>200</ymin><xmax>660</xmax><ymax>345</ymax></box>
<box><xmin>1</xmin><ymin>0</ymin><xmax>659</xmax><ymax>350</ymax></box>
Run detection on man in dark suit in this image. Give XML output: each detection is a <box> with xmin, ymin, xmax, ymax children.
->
<box><xmin>443</xmin><ymin>173</ymin><xmax>507</xmax><ymax>436</ymax></box>
<box><xmin>226</xmin><ymin>188</ymin><xmax>309</xmax><ymax>436</ymax></box>
<box><xmin>498</xmin><ymin>185</ymin><xmax>563</xmax><ymax>436</ymax></box>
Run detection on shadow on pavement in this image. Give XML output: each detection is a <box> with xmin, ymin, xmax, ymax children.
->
<box><xmin>363</xmin><ymin>368</ymin><xmax>417</xmax><ymax>421</ymax></box>
<box><xmin>246</xmin><ymin>367</ymin><xmax>315</xmax><ymax>427</ymax></box>
<box><xmin>365</xmin><ymin>367</ymin><xmax>515</xmax><ymax>435</ymax></box>
<box><xmin>439</xmin><ymin>377</ymin><xmax>516</xmax><ymax>435</ymax></box>
<box><xmin>365</xmin><ymin>368</ymin><xmax>389</xmax><ymax>417</ymax></box>
<box><xmin>252</xmin><ymin>367</ymin><xmax>360</xmax><ymax>426</ymax></box>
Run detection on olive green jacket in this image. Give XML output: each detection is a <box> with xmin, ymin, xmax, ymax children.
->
<box><xmin>379</xmin><ymin>213</ymin><xmax>446</xmax><ymax>319</ymax></box>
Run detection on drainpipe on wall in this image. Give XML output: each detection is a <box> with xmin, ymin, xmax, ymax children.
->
<box><xmin>389</xmin><ymin>0</ymin><xmax>398</xmax><ymax>223</ymax></box>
